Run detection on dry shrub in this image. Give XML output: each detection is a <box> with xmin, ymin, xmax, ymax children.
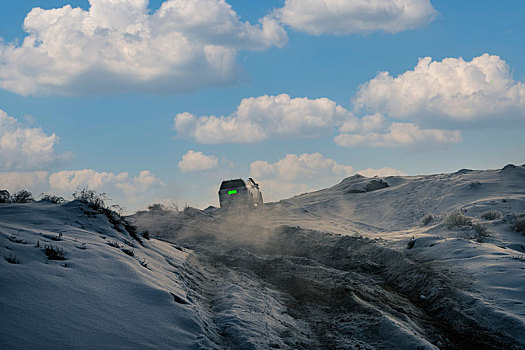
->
<box><xmin>444</xmin><ymin>211</ymin><xmax>472</xmax><ymax>228</ymax></box>
<box><xmin>421</xmin><ymin>214</ymin><xmax>433</xmax><ymax>226</ymax></box>
<box><xmin>480</xmin><ymin>210</ymin><xmax>502</xmax><ymax>220</ymax></box>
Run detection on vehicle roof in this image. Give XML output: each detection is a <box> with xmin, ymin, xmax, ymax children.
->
<box><xmin>220</xmin><ymin>179</ymin><xmax>246</xmax><ymax>190</ymax></box>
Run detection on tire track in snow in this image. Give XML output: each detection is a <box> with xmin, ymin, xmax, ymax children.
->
<box><xmin>133</xmin><ymin>212</ymin><xmax>522</xmax><ymax>349</ymax></box>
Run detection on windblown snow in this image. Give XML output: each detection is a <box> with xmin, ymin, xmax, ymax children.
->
<box><xmin>1</xmin><ymin>165</ymin><xmax>525</xmax><ymax>349</ymax></box>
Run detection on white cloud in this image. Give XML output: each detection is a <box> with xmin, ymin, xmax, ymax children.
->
<box><xmin>339</xmin><ymin>112</ymin><xmax>385</xmax><ymax>133</ymax></box>
<box><xmin>357</xmin><ymin>167</ymin><xmax>406</xmax><ymax>178</ymax></box>
<box><xmin>250</xmin><ymin>152</ymin><xmax>354</xmax><ymax>200</ymax></box>
<box><xmin>276</xmin><ymin>0</ymin><xmax>436</xmax><ymax>35</ymax></box>
<box><xmin>0</xmin><ymin>171</ymin><xmax>48</xmax><ymax>193</ymax></box>
<box><xmin>49</xmin><ymin>169</ymin><xmax>129</xmax><ymax>191</ymax></box>
<box><xmin>0</xmin><ymin>109</ymin><xmax>72</xmax><ymax>171</ymax></box>
<box><xmin>178</xmin><ymin>150</ymin><xmax>219</xmax><ymax>172</ymax></box>
<box><xmin>335</xmin><ymin>122</ymin><xmax>461</xmax><ymax>148</ymax></box>
<box><xmin>354</xmin><ymin>54</ymin><xmax>525</xmax><ymax>121</ymax></box>
<box><xmin>175</xmin><ymin>94</ymin><xmax>460</xmax><ymax>148</ymax></box>
<box><xmin>116</xmin><ymin>170</ymin><xmax>164</xmax><ymax>195</ymax></box>
<box><xmin>174</xmin><ymin>94</ymin><xmax>354</xmax><ymax>143</ymax></box>
<box><xmin>0</xmin><ymin>0</ymin><xmax>287</xmax><ymax>95</ymax></box>
<box><xmin>49</xmin><ymin>168</ymin><xmax>164</xmax><ymax>202</ymax></box>
<box><xmin>251</xmin><ymin>152</ymin><xmax>354</xmax><ymax>181</ymax></box>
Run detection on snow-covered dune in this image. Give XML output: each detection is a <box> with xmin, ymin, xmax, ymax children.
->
<box><xmin>131</xmin><ymin>164</ymin><xmax>525</xmax><ymax>348</ymax></box>
<box><xmin>265</xmin><ymin>164</ymin><xmax>525</xmax><ymax>233</ymax></box>
<box><xmin>261</xmin><ymin>164</ymin><xmax>525</xmax><ymax>339</ymax></box>
<box><xmin>0</xmin><ymin>201</ymin><xmax>215</xmax><ymax>349</ymax></box>
<box><xmin>2</xmin><ymin>165</ymin><xmax>525</xmax><ymax>349</ymax></box>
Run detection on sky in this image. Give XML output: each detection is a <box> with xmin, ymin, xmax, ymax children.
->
<box><xmin>0</xmin><ymin>0</ymin><xmax>524</xmax><ymax>212</ymax></box>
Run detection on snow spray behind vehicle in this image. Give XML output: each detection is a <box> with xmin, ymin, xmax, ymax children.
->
<box><xmin>218</xmin><ymin>178</ymin><xmax>263</xmax><ymax>209</ymax></box>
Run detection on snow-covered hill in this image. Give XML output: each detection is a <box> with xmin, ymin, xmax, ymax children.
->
<box><xmin>0</xmin><ymin>201</ymin><xmax>216</xmax><ymax>349</ymax></box>
<box><xmin>2</xmin><ymin>164</ymin><xmax>525</xmax><ymax>349</ymax></box>
<box><xmin>263</xmin><ymin>164</ymin><xmax>525</xmax><ymax>233</ymax></box>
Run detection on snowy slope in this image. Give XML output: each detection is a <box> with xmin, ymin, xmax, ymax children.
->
<box><xmin>2</xmin><ymin>165</ymin><xmax>525</xmax><ymax>349</ymax></box>
<box><xmin>263</xmin><ymin>165</ymin><xmax>525</xmax><ymax>234</ymax></box>
<box><xmin>1</xmin><ymin>201</ymin><xmax>313</xmax><ymax>349</ymax></box>
<box><xmin>0</xmin><ymin>201</ymin><xmax>214</xmax><ymax>349</ymax></box>
<box><xmin>131</xmin><ymin>164</ymin><xmax>525</xmax><ymax>348</ymax></box>
<box><xmin>260</xmin><ymin>164</ymin><xmax>525</xmax><ymax>331</ymax></box>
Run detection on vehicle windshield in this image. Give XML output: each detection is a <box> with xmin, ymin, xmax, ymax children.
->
<box><xmin>220</xmin><ymin>179</ymin><xmax>245</xmax><ymax>190</ymax></box>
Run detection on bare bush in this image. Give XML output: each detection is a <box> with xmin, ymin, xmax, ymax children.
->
<box><xmin>444</xmin><ymin>211</ymin><xmax>472</xmax><ymax>228</ymax></box>
<box><xmin>9</xmin><ymin>231</ymin><xmax>28</xmax><ymax>244</ymax></box>
<box><xmin>110</xmin><ymin>204</ymin><xmax>123</xmax><ymax>216</ymax></box>
<box><xmin>75</xmin><ymin>242</ymin><xmax>87</xmax><ymax>250</ymax></box>
<box><xmin>0</xmin><ymin>190</ymin><xmax>10</xmax><ymax>203</ymax></box>
<box><xmin>11</xmin><ymin>190</ymin><xmax>34</xmax><ymax>203</ymax></box>
<box><xmin>513</xmin><ymin>214</ymin><xmax>525</xmax><ymax>234</ymax></box>
<box><xmin>123</xmin><ymin>219</ymin><xmax>143</xmax><ymax>245</ymax></box>
<box><xmin>39</xmin><ymin>194</ymin><xmax>65</xmax><ymax>204</ymax></box>
<box><xmin>421</xmin><ymin>214</ymin><xmax>433</xmax><ymax>226</ymax></box>
<box><xmin>73</xmin><ymin>188</ymin><xmax>107</xmax><ymax>211</ymax></box>
<box><xmin>44</xmin><ymin>245</ymin><xmax>68</xmax><ymax>260</ymax></box>
<box><xmin>147</xmin><ymin>203</ymin><xmax>171</xmax><ymax>212</ymax></box>
<box><xmin>472</xmin><ymin>223</ymin><xmax>490</xmax><ymax>242</ymax></box>
<box><xmin>73</xmin><ymin>188</ymin><xmax>143</xmax><ymax>245</ymax></box>
<box><xmin>121</xmin><ymin>248</ymin><xmax>134</xmax><ymax>256</ymax></box>
<box><xmin>108</xmin><ymin>240</ymin><xmax>121</xmax><ymax>248</ymax></box>
<box><xmin>50</xmin><ymin>233</ymin><xmax>63</xmax><ymax>241</ymax></box>
<box><xmin>480</xmin><ymin>210</ymin><xmax>502</xmax><ymax>220</ymax></box>
<box><xmin>5</xmin><ymin>254</ymin><xmax>20</xmax><ymax>264</ymax></box>
<box><xmin>468</xmin><ymin>181</ymin><xmax>482</xmax><ymax>188</ymax></box>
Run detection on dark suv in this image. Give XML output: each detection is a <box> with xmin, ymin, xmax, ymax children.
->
<box><xmin>218</xmin><ymin>178</ymin><xmax>263</xmax><ymax>209</ymax></box>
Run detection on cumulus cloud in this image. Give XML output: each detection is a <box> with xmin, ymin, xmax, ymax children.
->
<box><xmin>0</xmin><ymin>171</ymin><xmax>48</xmax><ymax>193</ymax></box>
<box><xmin>354</xmin><ymin>54</ymin><xmax>525</xmax><ymax>121</ymax></box>
<box><xmin>174</xmin><ymin>94</ymin><xmax>354</xmax><ymax>143</ymax></box>
<box><xmin>0</xmin><ymin>109</ymin><xmax>72</xmax><ymax>171</ymax></box>
<box><xmin>178</xmin><ymin>150</ymin><xmax>218</xmax><ymax>172</ymax></box>
<box><xmin>250</xmin><ymin>153</ymin><xmax>354</xmax><ymax>200</ymax></box>
<box><xmin>251</xmin><ymin>153</ymin><xmax>354</xmax><ymax>181</ymax></box>
<box><xmin>49</xmin><ymin>169</ymin><xmax>129</xmax><ymax>191</ymax></box>
<box><xmin>335</xmin><ymin>122</ymin><xmax>461</xmax><ymax>148</ymax></box>
<box><xmin>0</xmin><ymin>0</ymin><xmax>287</xmax><ymax>95</ymax></box>
<box><xmin>276</xmin><ymin>0</ymin><xmax>436</xmax><ymax>35</ymax></box>
<box><xmin>49</xmin><ymin>169</ymin><xmax>164</xmax><ymax>194</ymax></box>
<box><xmin>175</xmin><ymin>94</ymin><xmax>460</xmax><ymax>148</ymax></box>
<box><xmin>339</xmin><ymin>112</ymin><xmax>385</xmax><ymax>133</ymax></box>
<box><xmin>116</xmin><ymin>170</ymin><xmax>165</xmax><ymax>195</ymax></box>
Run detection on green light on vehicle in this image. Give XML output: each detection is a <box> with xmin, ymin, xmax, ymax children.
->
<box><xmin>228</xmin><ymin>190</ymin><xmax>237</xmax><ymax>195</ymax></box>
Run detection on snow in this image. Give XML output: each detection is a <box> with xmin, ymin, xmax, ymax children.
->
<box><xmin>0</xmin><ymin>201</ymin><xmax>209</xmax><ymax>349</ymax></box>
<box><xmin>255</xmin><ymin>166</ymin><xmax>525</xmax><ymax>345</ymax></box>
<box><xmin>2</xmin><ymin>165</ymin><xmax>525</xmax><ymax>348</ymax></box>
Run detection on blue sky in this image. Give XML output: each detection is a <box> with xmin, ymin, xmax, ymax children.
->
<box><xmin>0</xmin><ymin>0</ymin><xmax>524</xmax><ymax>211</ymax></box>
